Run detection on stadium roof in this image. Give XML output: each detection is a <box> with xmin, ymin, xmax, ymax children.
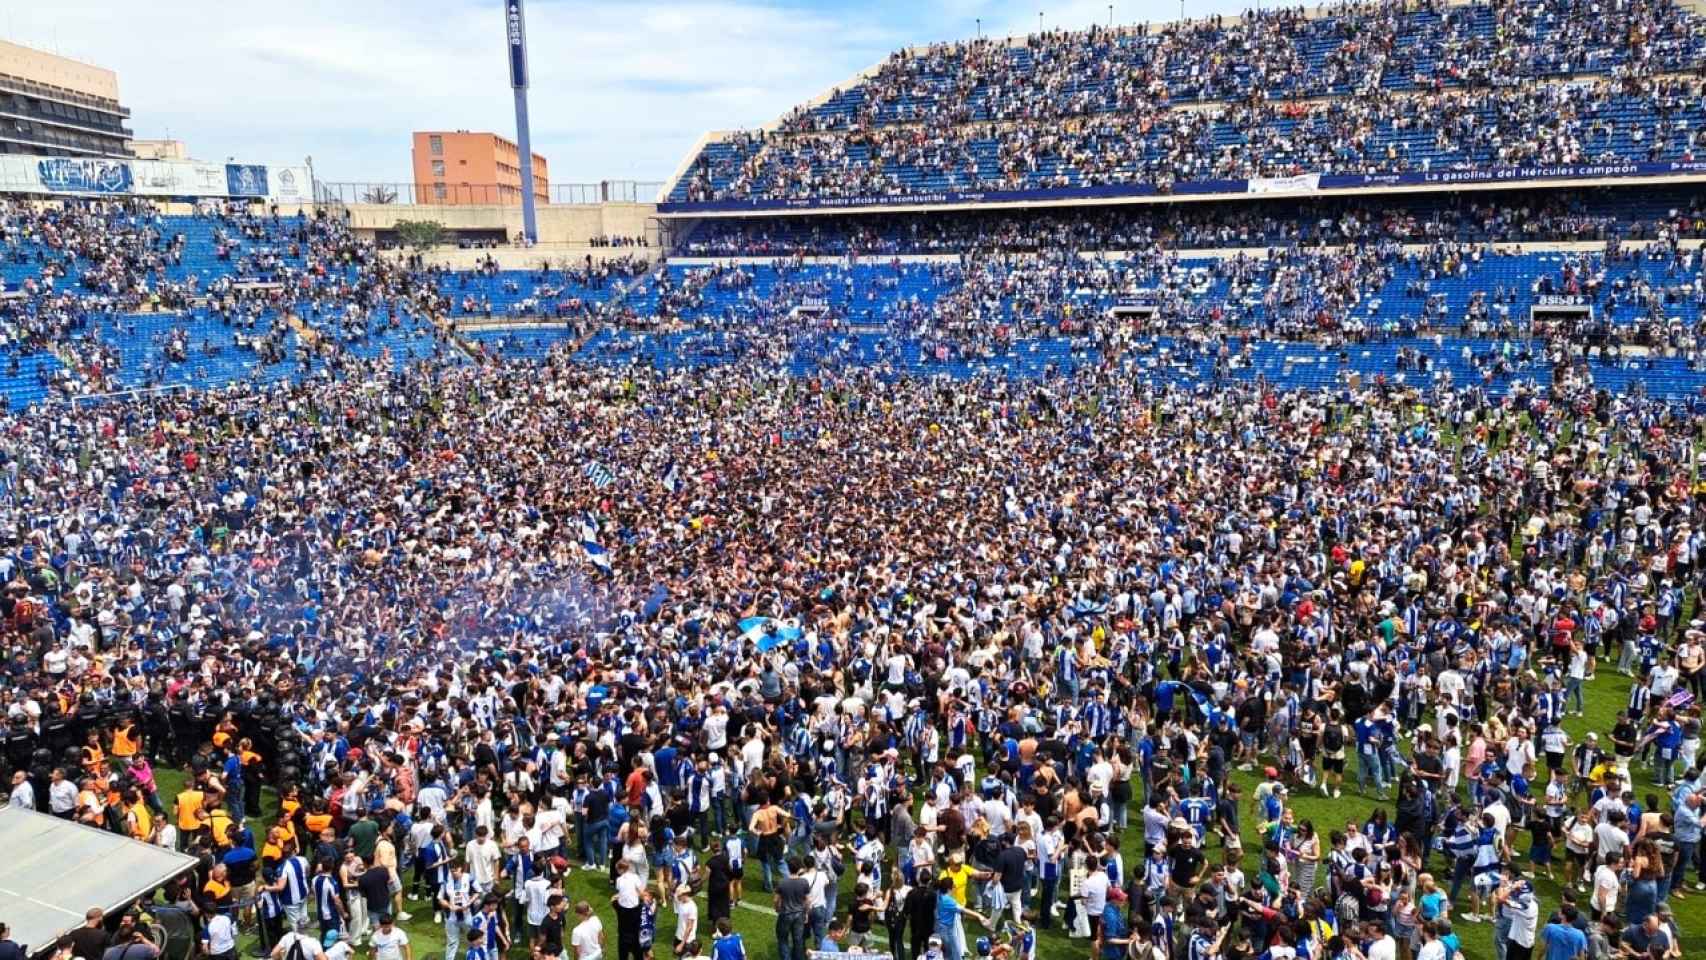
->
<box><xmin>0</xmin><ymin>808</ymin><xmax>198</xmax><ymax>955</ymax></box>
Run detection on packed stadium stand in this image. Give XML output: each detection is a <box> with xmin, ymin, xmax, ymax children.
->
<box><xmin>667</xmin><ymin>0</ymin><xmax>1706</xmax><ymax>203</ymax></box>
<box><xmin>1</xmin><ymin>2</ymin><xmax>1706</xmax><ymax>408</ymax></box>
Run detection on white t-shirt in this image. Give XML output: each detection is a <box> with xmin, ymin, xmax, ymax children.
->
<box><xmin>1592</xmin><ymin>864</ymin><xmax>1620</xmax><ymax>912</ymax></box>
<box><xmin>370</xmin><ymin>928</ymin><xmax>408</xmax><ymax>960</ymax></box>
<box><xmin>1504</xmin><ymin>738</ymin><xmax>1535</xmax><ymax>777</ymax></box>
<box><xmin>1081</xmin><ymin>871</ymin><xmax>1109</xmax><ymax>915</ymax></box>
<box><xmin>802</xmin><ymin>868</ymin><xmax>829</xmax><ymax>910</ymax></box>
<box><xmin>1484</xmin><ymin>801</ymin><xmax>1511</xmax><ymax>838</ymax></box>
<box><xmin>886</xmin><ymin>654</ymin><xmax>910</xmax><ymax>685</ymax></box>
<box><xmin>1086</xmin><ymin>761</ymin><xmax>1114</xmax><ymax>797</ymax></box>
<box><xmin>325</xmin><ymin>943</ymin><xmax>353</xmax><ymax>960</ymax></box>
<box><xmin>525</xmin><ymin>876</ymin><xmax>554</xmax><ymax>925</ymax></box>
<box><xmin>204</xmin><ymin>915</ymin><xmax>238</xmax><ymax>955</ymax></box>
<box><xmin>467</xmin><ymin>838</ymin><xmax>501</xmax><ymax>887</ymax></box>
<box><xmin>1366</xmin><ymin>936</ymin><xmax>1397</xmax><ymax>960</ymax></box>
<box><xmin>740</xmin><ymin>738</ymin><xmax>766</xmax><ymax>778</ymax></box>
<box><xmin>571</xmin><ymin>917</ymin><xmax>604</xmax><ymax>960</ymax></box>
<box><xmin>703</xmin><ymin>713</ymin><xmax>728</xmax><ymax>751</ymax></box>
<box><xmin>615</xmin><ymin>872</ymin><xmax>644</xmax><ymax>909</ymax></box>
<box><xmin>371</xmin><ymin>927</ymin><xmax>407</xmax><ymax>960</ymax></box>
<box><xmin>272</xmin><ymin>932</ymin><xmax>325</xmax><ymax>960</ymax></box>
<box><xmin>1501</xmin><ymin>894</ymin><xmax>1539</xmax><ymax>948</ymax></box>
<box><xmin>1594</xmin><ymin>823</ymin><xmax>1629</xmax><ymax>861</ymax></box>
<box><xmin>674</xmin><ymin>897</ymin><xmax>698</xmax><ymax>943</ymax></box>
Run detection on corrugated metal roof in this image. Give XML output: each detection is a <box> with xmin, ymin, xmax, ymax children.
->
<box><xmin>0</xmin><ymin>808</ymin><xmax>198</xmax><ymax>955</ymax></box>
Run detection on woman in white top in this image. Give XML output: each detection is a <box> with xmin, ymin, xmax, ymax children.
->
<box><xmin>618</xmin><ymin>820</ymin><xmax>649</xmax><ymax>883</ymax></box>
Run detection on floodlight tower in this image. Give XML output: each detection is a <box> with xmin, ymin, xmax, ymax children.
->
<box><xmin>505</xmin><ymin>0</ymin><xmax>539</xmax><ymax>243</ymax></box>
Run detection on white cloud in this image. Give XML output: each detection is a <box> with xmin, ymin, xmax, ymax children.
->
<box><xmin>6</xmin><ymin>0</ymin><xmax>1239</xmax><ymax>189</ymax></box>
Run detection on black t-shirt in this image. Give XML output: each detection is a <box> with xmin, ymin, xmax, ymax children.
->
<box><xmin>905</xmin><ymin>884</ymin><xmax>937</xmax><ymax>930</ymax></box>
<box><xmin>584</xmin><ymin>790</ymin><xmax>610</xmax><ymax>822</ymax></box>
<box><xmin>776</xmin><ymin>876</ymin><xmax>810</xmax><ymax>918</ymax></box>
<box><xmin>357</xmin><ymin>865</ymin><xmax>393</xmax><ymax>910</ymax></box>
<box><xmin>1414</xmin><ymin>752</ymin><xmax>1443</xmax><ymax>780</ymax></box>
<box><xmin>538</xmin><ymin>914</ymin><xmax>565</xmax><ymax>954</ymax></box>
<box><xmin>1611</xmin><ymin>720</ymin><xmax>1638</xmax><ymax>758</ymax></box>
<box><xmin>1215</xmin><ymin>797</ymin><xmax>1239</xmax><ymax>831</ymax></box>
<box><xmin>1170</xmin><ymin>846</ymin><xmax>1206</xmax><ymax>888</ymax></box>
<box><xmin>706</xmin><ymin>853</ymin><xmax>733</xmax><ymax>896</ymax></box>
<box><xmin>994</xmin><ymin>845</ymin><xmax>1028</xmax><ymax>893</ymax></box>
<box><xmin>68</xmin><ymin>926</ymin><xmax>109</xmax><ymax>960</ymax></box>
<box><xmin>619</xmin><ymin>734</ymin><xmax>648</xmax><ymax>769</ymax></box>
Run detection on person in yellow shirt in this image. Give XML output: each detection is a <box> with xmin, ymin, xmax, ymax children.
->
<box><xmin>110</xmin><ymin>719</ymin><xmax>141</xmax><ymax>762</ymax></box>
<box><xmin>80</xmin><ymin>731</ymin><xmax>106</xmax><ymax>778</ymax></box>
<box><xmin>277</xmin><ymin>786</ymin><xmax>303</xmax><ymax>848</ymax></box>
<box><xmin>262</xmin><ymin>825</ymin><xmax>288</xmax><ymax>862</ymax></box>
<box><xmin>303</xmin><ymin>798</ymin><xmax>333</xmax><ymax>839</ymax></box>
<box><xmin>207</xmin><ymin>806</ymin><xmax>236</xmax><ymax>850</ymax></box>
<box><xmin>937</xmin><ymin>852</ymin><xmax>991</xmax><ymax>907</ymax></box>
<box><xmin>202</xmin><ymin>863</ymin><xmax>234</xmax><ymax>913</ymax></box>
<box><xmin>127</xmin><ymin>788</ymin><xmax>155</xmax><ymax>844</ymax></box>
<box><xmin>176</xmin><ymin>783</ymin><xmax>209</xmax><ymax>851</ymax></box>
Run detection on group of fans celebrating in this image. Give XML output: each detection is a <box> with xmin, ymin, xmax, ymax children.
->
<box><xmin>0</xmin><ymin>343</ymin><xmax>1692</xmax><ymax>960</ymax></box>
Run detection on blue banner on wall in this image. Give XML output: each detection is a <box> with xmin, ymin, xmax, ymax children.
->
<box><xmin>506</xmin><ymin>0</ymin><xmax>529</xmax><ymax>88</ymax></box>
<box><xmin>37</xmin><ymin>158</ymin><xmax>133</xmax><ymax>195</ymax></box>
<box><xmin>225</xmin><ymin>164</ymin><xmax>269</xmax><ymax>198</ymax></box>
<box><xmin>658</xmin><ymin>159</ymin><xmax>1706</xmax><ymax>214</ymax></box>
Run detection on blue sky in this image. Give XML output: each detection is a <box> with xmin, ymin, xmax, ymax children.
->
<box><xmin>12</xmin><ymin>0</ymin><xmax>1242</xmax><ymax>191</ymax></box>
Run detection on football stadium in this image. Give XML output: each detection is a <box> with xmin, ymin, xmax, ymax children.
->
<box><xmin>0</xmin><ymin>2</ymin><xmax>1703</xmax><ymax>960</ymax></box>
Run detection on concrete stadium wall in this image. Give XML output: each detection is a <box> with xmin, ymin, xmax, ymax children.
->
<box><xmin>340</xmin><ymin>201</ymin><xmax>658</xmax><ymax>245</ymax></box>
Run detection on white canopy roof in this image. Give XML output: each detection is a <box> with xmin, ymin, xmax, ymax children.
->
<box><xmin>0</xmin><ymin>807</ymin><xmax>198</xmax><ymax>955</ymax></box>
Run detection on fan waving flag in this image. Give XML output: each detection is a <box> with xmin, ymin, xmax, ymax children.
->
<box><xmin>661</xmin><ymin>460</ymin><xmax>681</xmax><ymax>493</ymax></box>
<box><xmin>738</xmin><ymin>616</ymin><xmax>804</xmax><ymax>652</ymax></box>
<box><xmin>581</xmin><ymin>540</ymin><xmax>612</xmax><ymax>573</ymax></box>
<box><xmin>584</xmin><ymin>462</ymin><xmax>616</xmax><ymax>489</ymax></box>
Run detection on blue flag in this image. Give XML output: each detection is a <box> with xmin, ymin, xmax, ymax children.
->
<box><xmin>581</xmin><ymin>540</ymin><xmax>612</xmax><ymax>573</ymax></box>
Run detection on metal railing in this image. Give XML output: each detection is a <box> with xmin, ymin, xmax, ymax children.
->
<box><xmin>316</xmin><ymin>182</ymin><xmax>538</xmax><ymax>206</ymax></box>
<box><xmin>315</xmin><ymin>180</ymin><xmax>664</xmax><ymax>206</ymax></box>
<box><xmin>552</xmin><ymin>180</ymin><xmax>664</xmax><ymax>204</ymax></box>
<box><xmin>0</xmin><ymin>72</ymin><xmax>130</xmax><ymax>117</ymax></box>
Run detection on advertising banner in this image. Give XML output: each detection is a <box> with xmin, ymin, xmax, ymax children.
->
<box><xmin>267</xmin><ymin>166</ymin><xmax>311</xmax><ymax>203</ymax></box>
<box><xmin>225</xmin><ymin>163</ymin><xmax>270</xmax><ymax>198</ymax></box>
<box><xmin>37</xmin><ymin>157</ymin><xmax>133</xmax><ymax>194</ymax></box>
<box><xmin>0</xmin><ymin>156</ymin><xmax>41</xmax><ymax>193</ymax></box>
<box><xmin>133</xmin><ymin>160</ymin><xmax>227</xmax><ymax>197</ymax></box>
<box><xmin>0</xmin><ymin>154</ymin><xmax>308</xmax><ymax>201</ymax></box>
<box><xmin>1248</xmin><ymin>173</ymin><xmax>1321</xmax><ymax>194</ymax></box>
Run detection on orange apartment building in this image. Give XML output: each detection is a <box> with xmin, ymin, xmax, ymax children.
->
<box><xmin>410</xmin><ymin>131</ymin><xmax>549</xmax><ymax>206</ymax></box>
